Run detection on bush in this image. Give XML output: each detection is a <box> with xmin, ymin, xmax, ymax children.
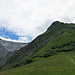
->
<box><xmin>42</xmin><ymin>51</ymin><xmax>57</xmax><ymax>58</ymax></box>
<box><xmin>24</xmin><ymin>58</ymin><xmax>33</xmax><ymax>65</ymax></box>
<box><xmin>13</xmin><ymin>64</ymin><xmax>21</xmax><ymax>68</ymax></box>
<box><xmin>51</xmin><ymin>47</ymin><xmax>56</xmax><ymax>49</ymax></box>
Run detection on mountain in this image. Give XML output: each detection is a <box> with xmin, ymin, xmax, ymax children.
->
<box><xmin>0</xmin><ymin>39</ymin><xmax>28</xmax><ymax>66</ymax></box>
<box><xmin>0</xmin><ymin>39</ymin><xmax>28</xmax><ymax>52</ymax></box>
<box><xmin>0</xmin><ymin>38</ymin><xmax>28</xmax><ymax>58</ymax></box>
<box><xmin>0</xmin><ymin>43</ymin><xmax>8</xmax><ymax>55</ymax></box>
<box><xmin>1</xmin><ymin>21</ymin><xmax>75</xmax><ymax>75</ymax></box>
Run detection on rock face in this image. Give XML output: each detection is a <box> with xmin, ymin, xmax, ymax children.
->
<box><xmin>0</xmin><ymin>39</ymin><xmax>28</xmax><ymax>65</ymax></box>
<box><xmin>0</xmin><ymin>39</ymin><xmax>28</xmax><ymax>52</ymax></box>
<box><xmin>0</xmin><ymin>43</ymin><xmax>8</xmax><ymax>55</ymax></box>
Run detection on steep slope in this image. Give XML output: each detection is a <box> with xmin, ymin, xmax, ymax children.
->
<box><xmin>0</xmin><ymin>41</ymin><xmax>10</xmax><ymax>66</ymax></box>
<box><xmin>0</xmin><ymin>43</ymin><xmax>8</xmax><ymax>55</ymax></box>
<box><xmin>0</xmin><ymin>39</ymin><xmax>28</xmax><ymax>66</ymax></box>
<box><xmin>0</xmin><ymin>42</ymin><xmax>9</xmax><ymax>64</ymax></box>
<box><xmin>1</xmin><ymin>21</ymin><xmax>75</xmax><ymax>71</ymax></box>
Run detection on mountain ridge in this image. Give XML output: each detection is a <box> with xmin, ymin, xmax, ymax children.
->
<box><xmin>0</xmin><ymin>38</ymin><xmax>28</xmax><ymax>52</ymax></box>
<box><xmin>0</xmin><ymin>38</ymin><xmax>28</xmax><ymax>66</ymax></box>
<box><xmin>1</xmin><ymin>21</ymin><xmax>75</xmax><ymax>72</ymax></box>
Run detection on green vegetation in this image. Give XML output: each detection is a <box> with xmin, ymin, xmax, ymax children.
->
<box><xmin>0</xmin><ymin>51</ymin><xmax>75</xmax><ymax>75</ymax></box>
<box><xmin>32</xmin><ymin>31</ymin><xmax>75</xmax><ymax>57</ymax></box>
<box><xmin>0</xmin><ymin>21</ymin><xmax>75</xmax><ymax>75</ymax></box>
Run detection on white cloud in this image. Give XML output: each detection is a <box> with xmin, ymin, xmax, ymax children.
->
<box><xmin>0</xmin><ymin>0</ymin><xmax>75</xmax><ymax>42</ymax></box>
<box><xmin>0</xmin><ymin>36</ymin><xmax>21</xmax><ymax>42</ymax></box>
<box><xmin>18</xmin><ymin>37</ymin><xmax>29</xmax><ymax>42</ymax></box>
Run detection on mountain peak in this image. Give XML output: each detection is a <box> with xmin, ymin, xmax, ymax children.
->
<box><xmin>47</xmin><ymin>21</ymin><xmax>75</xmax><ymax>32</ymax></box>
<box><xmin>51</xmin><ymin>21</ymin><xmax>64</xmax><ymax>25</ymax></box>
<box><xmin>47</xmin><ymin>21</ymin><xmax>64</xmax><ymax>31</ymax></box>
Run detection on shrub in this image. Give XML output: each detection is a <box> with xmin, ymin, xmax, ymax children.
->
<box><xmin>24</xmin><ymin>58</ymin><xmax>33</xmax><ymax>65</ymax></box>
<box><xmin>13</xmin><ymin>64</ymin><xmax>21</xmax><ymax>68</ymax></box>
<box><xmin>42</xmin><ymin>51</ymin><xmax>57</xmax><ymax>58</ymax></box>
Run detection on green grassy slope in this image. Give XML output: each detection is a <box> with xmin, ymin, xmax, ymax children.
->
<box><xmin>33</xmin><ymin>31</ymin><xmax>75</xmax><ymax>57</ymax></box>
<box><xmin>1</xmin><ymin>21</ymin><xmax>75</xmax><ymax>72</ymax></box>
<box><xmin>0</xmin><ymin>51</ymin><xmax>75</xmax><ymax>75</ymax></box>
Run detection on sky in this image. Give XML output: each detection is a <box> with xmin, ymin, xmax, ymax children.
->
<box><xmin>0</xmin><ymin>0</ymin><xmax>75</xmax><ymax>42</ymax></box>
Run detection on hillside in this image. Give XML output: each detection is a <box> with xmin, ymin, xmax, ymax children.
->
<box><xmin>1</xmin><ymin>21</ymin><xmax>75</xmax><ymax>74</ymax></box>
<box><xmin>0</xmin><ymin>51</ymin><xmax>75</xmax><ymax>75</ymax></box>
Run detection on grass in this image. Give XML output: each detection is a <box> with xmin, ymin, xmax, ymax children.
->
<box><xmin>0</xmin><ymin>51</ymin><xmax>75</xmax><ymax>75</ymax></box>
<box><xmin>32</xmin><ymin>31</ymin><xmax>75</xmax><ymax>57</ymax></box>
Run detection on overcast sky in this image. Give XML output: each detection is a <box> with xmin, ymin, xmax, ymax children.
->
<box><xmin>0</xmin><ymin>0</ymin><xmax>75</xmax><ymax>42</ymax></box>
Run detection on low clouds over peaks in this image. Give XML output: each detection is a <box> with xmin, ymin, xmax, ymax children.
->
<box><xmin>0</xmin><ymin>0</ymin><xmax>75</xmax><ymax>42</ymax></box>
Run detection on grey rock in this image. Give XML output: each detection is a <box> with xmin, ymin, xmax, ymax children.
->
<box><xmin>0</xmin><ymin>39</ymin><xmax>28</xmax><ymax>52</ymax></box>
<box><xmin>0</xmin><ymin>39</ymin><xmax>28</xmax><ymax>65</ymax></box>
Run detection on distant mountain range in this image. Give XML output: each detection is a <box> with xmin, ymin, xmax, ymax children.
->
<box><xmin>0</xmin><ymin>39</ymin><xmax>28</xmax><ymax>52</ymax></box>
<box><xmin>0</xmin><ymin>39</ymin><xmax>28</xmax><ymax>65</ymax></box>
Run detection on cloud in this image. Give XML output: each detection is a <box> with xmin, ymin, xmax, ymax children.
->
<box><xmin>0</xmin><ymin>36</ymin><xmax>20</xmax><ymax>42</ymax></box>
<box><xmin>18</xmin><ymin>37</ymin><xmax>30</xmax><ymax>42</ymax></box>
<box><xmin>0</xmin><ymin>0</ymin><xmax>75</xmax><ymax>42</ymax></box>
